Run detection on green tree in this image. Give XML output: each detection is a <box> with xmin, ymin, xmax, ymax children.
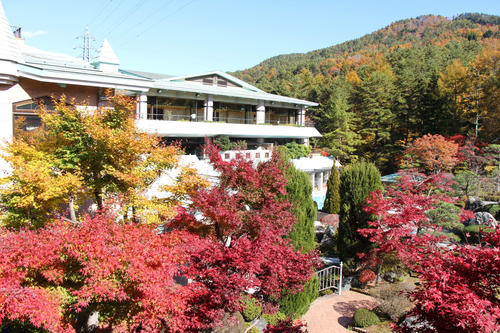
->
<box><xmin>337</xmin><ymin>161</ymin><xmax>382</xmax><ymax>266</ymax></box>
<box><xmin>278</xmin><ymin>162</ymin><xmax>318</xmax><ymax>318</ymax></box>
<box><xmin>316</xmin><ymin>79</ymin><xmax>363</xmax><ymax>163</ymax></box>
<box><xmin>323</xmin><ymin>165</ymin><xmax>340</xmax><ymax>214</ymax></box>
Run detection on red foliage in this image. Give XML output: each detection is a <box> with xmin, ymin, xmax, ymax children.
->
<box><xmin>359</xmin><ymin>269</ymin><xmax>376</xmax><ymax>284</ymax></box>
<box><xmin>359</xmin><ymin>172</ymin><xmax>500</xmax><ymax>332</ymax></box>
<box><xmin>0</xmin><ymin>213</ymin><xmax>191</xmax><ymax>332</ymax></box>
<box><xmin>168</xmin><ymin>141</ymin><xmax>318</xmax><ymax>329</ymax></box>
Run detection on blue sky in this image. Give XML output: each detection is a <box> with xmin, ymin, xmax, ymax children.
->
<box><xmin>3</xmin><ymin>0</ymin><xmax>499</xmax><ymax>75</ymax></box>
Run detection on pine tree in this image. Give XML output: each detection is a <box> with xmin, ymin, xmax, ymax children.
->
<box><xmin>337</xmin><ymin>161</ymin><xmax>382</xmax><ymax>266</ymax></box>
<box><xmin>323</xmin><ymin>165</ymin><xmax>341</xmax><ymax>214</ymax></box>
<box><xmin>278</xmin><ymin>163</ymin><xmax>318</xmax><ymax>318</ymax></box>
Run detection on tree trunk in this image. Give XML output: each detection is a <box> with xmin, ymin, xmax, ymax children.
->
<box><xmin>94</xmin><ymin>189</ymin><xmax>103</xmax><ymax>210</ymax></box>
<box><xmin>75</xmin><ymin>310</ymin><xmax>99</xmax><ymax>333</ymax></box>
<box><xmin>68</xmin><ymin>193</ymin><xmax>77</xmax><ymax>222</ymax></box>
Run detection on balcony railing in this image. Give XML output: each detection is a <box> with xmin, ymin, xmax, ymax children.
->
<box><xmin>146</xmin><ymin>113</ymin><xmax>315</xmax><ymax>127</ymax></box>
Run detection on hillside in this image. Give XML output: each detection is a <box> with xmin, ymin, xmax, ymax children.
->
<box><xmin>233</xmin><ymin>13</ymin><xmax>499</xmax><ymax>88</ymax></box>
<box><xmin>233</xmin><ymin>13</ymin><xmax>500</xmax><ymax>173</ymax></box>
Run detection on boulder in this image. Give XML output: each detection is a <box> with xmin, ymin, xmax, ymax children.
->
<box><xmin>470</xmin><ymin>211</ymin><xmax>497</xmax><ymax>228</ymax></box>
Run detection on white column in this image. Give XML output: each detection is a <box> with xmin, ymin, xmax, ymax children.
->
<box><xmin>310</xmin><ymin>172</ymin><xmax>315</xmax><ymax>191</ymax></box>
<box><xmin>136</xmin><ymin>93</ymin><xmax>148</xmax><ymax>119</ymax></box>
<box><xmin>298</xmin><ymin>105</ymin><xmax>306</xmax><ymax>126</ymax></box>
<box><xmin>0</xmin><ymin>87</ymin><xmax>13</xmax><ymax>174</ymax></box>
<box><xmin>256</xmin><ymin>100</ymin><xmax>265</xmax><ymax>125</ymax></box>
<box><xmin>302</xmin><ymin>138</ymin><xmax>310</xmax><ymax>146</ymax></box>
<box><xmin>204</xmin><ymin>95</ymin><xmax>213</xmax><ymax>121</ymax></box>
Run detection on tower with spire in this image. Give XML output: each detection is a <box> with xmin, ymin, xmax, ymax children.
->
<box><xmin>92</xmin><ymin>39</ymin><xmax>120</xmax><ymax>73</ymax></box>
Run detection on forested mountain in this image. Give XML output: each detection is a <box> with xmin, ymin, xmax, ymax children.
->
<box><xmin>233</xmin><ymin>13</ymin><xmax>500</xmax><ymax>173</ymax></box>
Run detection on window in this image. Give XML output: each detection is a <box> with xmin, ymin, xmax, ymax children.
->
<box><xmin>224</xmin><ymin>153</ymin><xmax>230</xmax><ymax>159</ymax></box>
<box><xmin>265</xmin><ymin>152</ymin><xmax>270</xmax><ymax>158</ymax></box>
<box><xmin>13</xmin><ymin>97</ymin><xmax>54</xmax><ymax>137</ymax></box>
<box><xmin>246</xmin><ymin>152</ymin><xmax>251</xmax><ymax>159</ymax></box>
<box><xmin>202</xmin><ymin>77</ymin><xmax>214</xmax><ymax>85</ymax></box>
<box><xmin>255</xmin><ymin>153</ymin><xmax>260</xmax><ymax>158</ymax></box>
<box><xmin>217</xmin><ymin>78</ymin><xmax>227</xmax><ymax>87</ymax></box>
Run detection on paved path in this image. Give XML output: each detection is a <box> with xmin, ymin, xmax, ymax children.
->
<box><xmin>302</xmin><ymin>291</ymin><xmax>378</xmax><ymax>333</ymax></box>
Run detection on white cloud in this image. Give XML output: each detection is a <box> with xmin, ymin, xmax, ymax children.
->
<box><xmin>23</xmin><ymin>30</ymin><xmax>47</xmax><ymax>39</ymax></box>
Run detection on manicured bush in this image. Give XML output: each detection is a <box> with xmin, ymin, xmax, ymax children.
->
<box><xmin>262</xmin><ymin>311</ymin><xmax>287</xmax><ymax>326</ymax></box>
<box><xmin>279</xmin><ymin>276</ymin><xmax>319</xmax><ymax>318</ymax></box>
<box><xmin>281</xmin><ymin>142</ymin><xmax>311</xmax><ymax>159</ymax></box>
<box><xmin>323</xmin><ymin>165</ymin><xmax>340</xmax><ymax>214</ymax></box>
<box><xmin>241</xmin><ymin>296</ymin><xmax>262</xmax><ymax>322</ymax></box>
<box><xmin>370</xmin><ymin>282</ymin><xmax>415</xmax><ymax>322</ymax></box>
<box><xmin>353</xmin><ymin>308</ymin><xmax>380</xmax><ymax>327</ymax></box>
<box><xmin>338</xmin><ymin>161</ymin><xmax>382</xmax><ymax>265</ymax></box>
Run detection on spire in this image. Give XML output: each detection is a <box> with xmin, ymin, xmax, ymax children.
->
<box><xmin>92</xmin><ymin>38</ymin><xmax>120</xmax><ymax>72</ymax></box>
<box><xmin>0</xmin><ymin>0</ymin><xmax>21</xmax><ymax>63</ymax></box>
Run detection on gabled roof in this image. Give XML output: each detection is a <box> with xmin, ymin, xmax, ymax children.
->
<box><xmin>167</xmin><ymin>70</ymin><xmax>265</xmax><ymax>93</ymax></box>
<box><xmin>0</xmin><ymin>1</ymin><xmax>21</xmax><ymax>63</ymax></box>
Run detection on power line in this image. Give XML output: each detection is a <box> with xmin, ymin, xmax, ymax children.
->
<box><xmin>112</xmin><ymin>0</ymin><xmax>178</xmax><ymax>45</ymax></box>
<box><xmin>94</xmin><ymin>0</ymin><xmax>123</xmax><ymax>32</ymax></box>
<box><xmin>106</xmin><ymin>0</ymin><xmax>150</xmax><ymax>37</ymax></box>
<box><xmin>135</xmin><ymin>0</ymin><xmax>198</xmax><ymax>38</ymax></box>
<box><xmin>88</xmin><ymin>0</ymin><xmax>113</xmax><ymax>27</ymax></box>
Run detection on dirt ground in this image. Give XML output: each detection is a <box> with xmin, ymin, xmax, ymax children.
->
<box><xmin>302</xmin><ymin>291</ymin><xmax>378</xmax><ymax>333</ymax></box>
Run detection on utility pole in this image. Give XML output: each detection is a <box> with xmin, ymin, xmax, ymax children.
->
<box><xmin>75</xmin><ymin>25</ymin><xmax>96</xmax><ymax>62</ymax></box>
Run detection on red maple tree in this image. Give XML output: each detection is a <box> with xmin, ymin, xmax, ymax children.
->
<box><xmin>0</xmin><ymin>212</ymin><xmax>192</xmax><ymax>332</ymax></box>
<box><xmin>168</xmin><ymin>141</ymin><xmax>318</xmax><ymax>329</ymax></box>
<box><xmin>359</xmin><ymin>171</ymin><xmax>499</xmax><ymax>332</ymax></box>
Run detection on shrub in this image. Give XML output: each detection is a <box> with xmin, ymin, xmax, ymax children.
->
<box><xmin>281</xmin><ymin>142</ymin><xmax>311</xmax><ymax>159</ymax></box>
<box><xmin>319</xmin><ymin>288</ymin><xmax>334</xmax><ymax>296</ymax></box>
<box><xmin>353</xmin><ymin>308</ymin><xmax>380</xmax><ymax>327</ymax></box>
<box><xmin>241</xmin><ymin>296</ymin><xmax>262</xmax><ymax>322</ymax></box>
<box><xmin>279</xmin><ymin>276</ymin><xmax>319</xmax><ymax>318</ymax></box>
<box><xmin>262</xmin><ymin>312</ymin><xmax>287</xmax><ymax>326</ymax></box>
<box><xmin>370</xmin><ymin>282</ymin><xmax>415</xmax><ymax>322</ymax></box>
<box><xmin>338</xmin><ymin>161</ymin><xmax>382</xmax><ymax>265</ymax></box>
<box><xmin>359</xmin><ymin>269</ymin><xmax>376</xmax><ymax>286</ymax></box>
<box><xmin>462</xmin><ymin>224</ymin><xmax>495</xmax><ymax>244</ymax></box>
<box><xmin>483</xmin><ymin>204</ymin><xmax>500</xmax><ymax>220</ymax></box>
<box><xmin>323</xmin><ymin>165</ymin><xmax>340</xmax><ymax>214</ymax></box>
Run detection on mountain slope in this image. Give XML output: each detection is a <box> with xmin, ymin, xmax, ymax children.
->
<box><xmin>233</xmin><ymin>13</ymin><xmax>499</xmax><ymax>88</ymax></box>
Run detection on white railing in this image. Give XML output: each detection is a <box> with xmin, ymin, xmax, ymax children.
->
<box><xmin>316</xmin><ymin>262</ymin><xmax>343</xmax><ymax>295</ymax></box>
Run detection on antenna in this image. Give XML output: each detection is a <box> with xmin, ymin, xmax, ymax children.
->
<box><xmin>74</xmin><ymin>26</ymin><xmax>97</xmax><ymax>62</ymax></box>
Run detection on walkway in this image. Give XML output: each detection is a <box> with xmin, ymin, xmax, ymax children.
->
<box><xmin>302</xmin><ymin>291</ymin><xmax>378</xmax><ymax>333</ymax></box>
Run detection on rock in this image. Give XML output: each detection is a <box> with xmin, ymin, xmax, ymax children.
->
<box><xmin>384</xmin><ymin>272</ymin><xmax>397</xmax><ymax>283</ymax></box>
<box><xmin>400</xmin><ymin>315</ymin><xmax>434</xmax><ymax>332</ymax></box>
<box><xmin>466</xmin><ymin>197</ymin><xmax>483</xmax><ymax>211</ymax></box>
<box><xmin>470</xmin><ymin>211</ymin><xmax>497</xmax><ymax>228</ymax></box>
<box><xmin>314</xmin><ymin>221</ymin><xmax>326</xmax><ymax>234</ymax></box>
<box><xmin>342</xmin><ymin>276</ymin><xmax>353</xmax><ymax>291</ymax></box>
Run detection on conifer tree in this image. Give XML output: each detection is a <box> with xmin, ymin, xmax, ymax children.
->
<box><xmin>323</xmin><ymin>165</ymin><xmax>340</xmax><ymax>214</ymax></box>
<box><xmin>278</xmin><ymin>162</ymin><xmax>318</xmax><ymax>318</ymax></box>
<box><xmin>337</xmin><ymin>161</ymin><xmax>382</xmax><ymax>266</ymax></box>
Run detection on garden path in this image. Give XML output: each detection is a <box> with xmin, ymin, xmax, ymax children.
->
<box><xmin>302</xmin><ymin>291</ymin><xmax>378</xmax><ymax>333</ymax></box>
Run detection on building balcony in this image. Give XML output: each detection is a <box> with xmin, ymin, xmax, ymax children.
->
<box><xmin>136</xmin><ymin>118</ymin><xmax>321</xmax><ymax>139</ymax></box>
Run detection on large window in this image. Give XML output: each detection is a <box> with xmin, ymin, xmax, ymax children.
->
<box><xmin>147</xmin><ymin>97</ymin><xmax>203</xmax><ymax>121</ymax></box>
<box><xmin>267</xmin><ymin>107</ymin><xmax>297</xmax><ymax>125</ymax></box>
<box><xmin>13</xmin><ymin>97</ymin><xmax>54</xmax><ymax>137</ymax></box>
<box><xmin>213</xmin><ymin>102</ymin><xmax>255</xmax><ymax>124</ymax></box>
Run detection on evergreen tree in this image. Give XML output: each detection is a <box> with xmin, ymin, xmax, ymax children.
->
<box><xmin>323</xmin><ymin>165</ymin><xmax>340</xmax><ymax>214</ymax></box>
<box><xmin>285</xmin><ymin>164</ymin><xmax>316</xmax><ymax>253</ymax></box>
<box><xmin>278</xmin><ymin>162</ymin><xmax>318</xmax><ymax>318</ymax></box>
<box><xmin>337</xmin><ymin>161</ymin><xmax>382</xmax><ymax>266</ymax></box>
